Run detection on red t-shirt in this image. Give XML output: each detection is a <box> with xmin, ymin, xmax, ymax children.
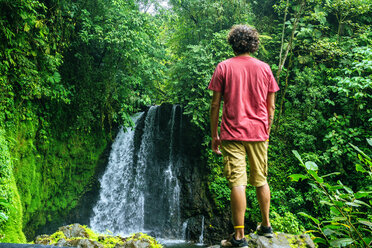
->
<box><xmin>208</xmin><ymin>56</ymin><xmax>280</xmax><ymax>141</ymax></box>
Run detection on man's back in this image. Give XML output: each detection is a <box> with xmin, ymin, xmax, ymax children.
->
<box><xmin>209</xmin><ymin>56</ymin><xmax>278</xmax><ymax>141</ymax></box>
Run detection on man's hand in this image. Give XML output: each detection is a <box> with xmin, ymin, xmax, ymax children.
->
<box><xmin>212</xmin><ymin>136</ymin><xmax>222</xmax><ymax>155</ymax></box>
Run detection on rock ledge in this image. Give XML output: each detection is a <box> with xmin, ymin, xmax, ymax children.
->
<box><xmin>34</xmin><ymin>224</ymin><xmax>162</xmax><ymax>248</ymax></box>
<box><xmin>208</xmin><ymin>232</ymin><xmax>315</xmax><ymax>248</ymax></box>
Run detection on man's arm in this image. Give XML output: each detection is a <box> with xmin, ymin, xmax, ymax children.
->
<box><xmin>266</xmin><ymin>92</ymin><xmax>276</xmax><ymax>136</ymax></box>
<box><xmin>210</xmin><ymin>91</ymin><xmax>222</xmax><ymax>155</ymax></box>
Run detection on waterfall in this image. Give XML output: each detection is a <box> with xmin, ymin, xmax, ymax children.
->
<box><xmin>165</xmin><ymin>105</ymin><xmax>181</xmax><ymax>233</ymax></box>
<box><xmin>198</xmin><ymin>216</ymin><xmax>205</xmax><ymax>245</ymax></box>
<box><xmin>90</xmin><ymin>105</ymin><xmax>183</xmax><ymax>239</ymax></box>
<box><xmin>182</xmin><ymin>220</ymin><xmax>189</xmax><ymax>240</ymax></box>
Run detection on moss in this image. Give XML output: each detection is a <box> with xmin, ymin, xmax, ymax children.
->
<box><xmin>0</xmin><ymin>128</ymin><xmax>27</xmax><ymax>242</ymax></box>
<box><xmin>285</xmin><ymin>234</ymin><xmax>308</xmax><ymax>248</ymax></box>
<box><xmin>5</xmin><ymin>118</ymin><xmax>110</xmax><ymax>240</ymax></box>
<box><xmin>98</xmin><ymin>236</ymin><xmax>125</xmax><ymax>248</ymax></box>
<box><xmin>37</xmin><ymin>225</ymin><xmax>162</xmax><ymax>248</ymax></box>
<box><xmin>49</xmin><ymin>231</ymin><xmax>67</xmax><ymax>243</ymax></box>
<box><xmin>127</xmin><ymin>233</ymin><xmax>163</xmax><ymax>248</ymax></box>
<box><xmin>81</xmin><ymin>225</ymin><xmax>99</xmax><ymax>239</ymax></box>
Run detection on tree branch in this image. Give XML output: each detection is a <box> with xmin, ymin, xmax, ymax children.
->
<box><xmin>276</xmin><ymin>0</ymin><xmax>306</xmax><ymax>80</ymax></box>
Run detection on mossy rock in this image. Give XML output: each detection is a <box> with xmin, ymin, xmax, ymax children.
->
<box><xmin>34</xmin><ymin>224</ymin><xmax>163</xmax><ymax>248</ymax></box>
<box><xmin>245</xmin><ymin>232</ymin><xmax>315</xmax><ymax>248</ymax></box>
<box><xmin>215</xmin><ymin>232</ymin><xmax>315</xmax><ymax>248</ymax></box>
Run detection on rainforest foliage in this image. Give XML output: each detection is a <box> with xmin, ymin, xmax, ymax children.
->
<box><xmin>0</xmin><ymin>0</ymin><xmax>371</xmax><ymax>246</ymax></box>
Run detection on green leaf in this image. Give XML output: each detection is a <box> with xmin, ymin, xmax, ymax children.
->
<box><xmin>323</xmin><ymin>228</ymin><xmax>343</xmax><ymax>236</ymax></box>
<box><xmin>24</xmin><ymin>22</ymin><xmax>30</xmax><ymax>32</ymax></box>
<box><xmin>313</xmin><ymin>237</ymin><xmax>327</xmax><ymax>244</ymax></box>
<box><xmin>299</xmin><ymin>212</ymin><xmax>320</xmax><ymax>224</ymax></box>
<box><xmin>305</xmin><ymin>161</ymin><xmax>318</xmax><ymax>171</ymax></box>
<box><xmin>339</xmin><ymin>194</ymin><xmax>350</xmax><ymax>200</ymax></box>
<box><xmin>0</xmin><ymin>212</ymin><xmax>8</xmax><ymax>221</ymax></box>
<box><xmin>367</xmin><ymin>138</ymin><xmax>372</xmax><ymax>147</ymax></box>
<box><xmin>322</xmin><ymin>172</ymin><xmax>341</xmax><ymax>178</ymax></box>
<box><xmin>309</xmin><ymin>170</ymin><xmax>323</xmax><ymax>183</ymax></box>
<box><xmin>332</xmin><ymin>216</ymin><xmax>347</xmax><ymax>221</ymax></box>
<box><xmin>356</xmin><ymin>164</ymin><xmax>367</xmax><ymax>173</ymax></box>
<box><xmin>354</xmin><ymin>191</ymin><xmax>371</xmax><ymax>199</ymax></box>
<box><xmin>320</xmin><ymin>200</ymin><xmax>334</xmax><ymax>206</ymax></box>
<box><xmin>53</xmin><ymin>72</ymin><xmax>61</xmax><ymax>83</ymax></box>
<box><xmin>358</xmin><ymin>220</ymin><xmax>372</xmax><ymax>228</ymax></box>
<box><xmin>334</xmin><ymin>201</ymin><xmax>345</xmax><ymax>207</ymax></box>
<box><xmin>0</xmin><ymin>199</ymin><xmax>11</xmax><ymax>208</ymax></box>
<box><xmin>345</xmin><ymin>202</ymin><xmax>361</xmax><ymax>207</ymax></box>
<box><xmin>353</xmin><ymin>199</ymin><xmax>371</xmax><ymax>208</ymax></box>
<box><xmin>363</xmin><ymin>237</ymin><xmax>372</xmax><ymax>247</ymax></box>
<box><xmin>329</xmin><ymin>238</ymin><xmax>353</xmax><ymax>247</ymax></box>
<box><xmin>288</xmin><ymin>174</ymin><xmax>308</xmax><ymax>182</ymax></box>
<box><xmin>342</xmin><ymin>186</ymin><xmax>353</xmax><ymax>194</ymax></box>
<box><xmin>292</xmin><ymin>150</ymin><xmax>304</xmax><ymax>165</ymax></box>
<box><xmin>309</xmin><ymin>182</ymin><xmax>321</xmax><ymax>191</ymax></box>
<box><xmin>323</xmin><ymin>224</ymin><xmax>343</xmax><ymax>230</ymax></box>
<box><xmin>350</xmin><ymin>143</ymin><xmax>368</xmax><ymax>158</ymax></box>
<box><xmin>328</xmin><ymin>185</ymin><xmax>344</xmax><ymax>190</ymax></box>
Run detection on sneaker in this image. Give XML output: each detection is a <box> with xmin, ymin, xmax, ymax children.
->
<box><xmin>221</xmin><ymin>233</ymin><xmax>248</xmax><ymax>248</ymax></box>
<box><xmin>256</xmin><ymin>224</ymin><xmax>273</xmax><ymax>238</ymax></box>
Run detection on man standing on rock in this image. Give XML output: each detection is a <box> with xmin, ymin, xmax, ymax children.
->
<box><xmin>209</xmin><ymin>25</ymin><xmax>279</xmax><ymax>247</ymax></box>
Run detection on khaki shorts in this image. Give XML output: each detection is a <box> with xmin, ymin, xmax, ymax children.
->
<box><xmin>221</xmin><ymin>140</ymin><xmax>268</xmax><ymax>188</ymax></box>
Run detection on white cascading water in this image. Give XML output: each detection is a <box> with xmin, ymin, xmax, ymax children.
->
<box><xmin>90</xmin><ymin>106</ymin><xmax>183</xmax><ymax>239</ymax></box>
<box><xmin>165</xmin><ymin>105</ymin><xmax>181</xmax><ymax>233</ymax></box>
<box><xmin>198</xmin><ymin>216</ymin><xmax>205</xmax><ymax>245</ymax></box>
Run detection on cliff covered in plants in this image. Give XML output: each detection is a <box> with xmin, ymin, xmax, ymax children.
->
<box><xmin>0</xmin><ymin>116</ymin><xmax>111</xmax><ymax>241</ymax></box>
<box><xmin>0</xmin><ymin>0</ymin><xmax>163</xmax><ymax>241</ymax></box>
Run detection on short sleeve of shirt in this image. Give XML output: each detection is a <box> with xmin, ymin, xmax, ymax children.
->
<box><xmin>208</xmin><ymin>63</ymin><xmax>224</xmax><ymax>92</ymax></box>
<box><xmin>267</xmin><ymin>67</ymin><xmax>280</xmax><ymax>93</ymax></box>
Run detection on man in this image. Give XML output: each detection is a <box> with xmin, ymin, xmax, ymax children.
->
<box><xmin>209</xmin><ymin>25</ymin><xmax>279</xmax><ymax>247</ymax></box>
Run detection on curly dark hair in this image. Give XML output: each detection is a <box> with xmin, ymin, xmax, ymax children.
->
<box><xmin>227</xmin><ymin>25</ymin><xmax>260</xmax><ymax>55</ymax></box>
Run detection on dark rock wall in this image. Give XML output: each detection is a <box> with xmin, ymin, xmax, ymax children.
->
<box><xmin>142</xmin><ymin>104</ymin><xmax>230</xmax><ymax>244</ymax></box>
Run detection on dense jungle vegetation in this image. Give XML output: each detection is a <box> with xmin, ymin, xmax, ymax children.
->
<box><xmin>0</xmin><ymin>0</ymin><xmax>371</xmax><ymax>246</ymax></box>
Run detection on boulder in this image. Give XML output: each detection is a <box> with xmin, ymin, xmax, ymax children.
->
<box><xmin>211</xmin><ymin>232</ymin><xmax>315</xmax><ymax>248</ymax></box>
<box><xmin>121</xmin><ymin>239</ymin><xmax>151</xmax><ymax>248</ymax></box>
<box><xmin>69</xmin><ymin>239</ymin><xmax>103</xmax><ymax>248</ymax></box>
<box><xmin>34</xmin><ymin>235</ymin><xmax>51</xmax><ymax>245</ymax></box>
<box><xmin>58</xmin><ymin>223</ymin><xmax>89</xmax><ymax>239</ymax></box>
<box><xmin>246</xmin><ymin>233</ymin><xmax>315</xmax><ymax>248</ymax></box>
<box><xmin>55</xmin><ymin>239</ymin><xmax>69</xmax><ymax>247</ymax></box>
<box><xmin>33</xmin><ymin>224</ymin><xmax>161</xmax><ymax>248</ymax></box>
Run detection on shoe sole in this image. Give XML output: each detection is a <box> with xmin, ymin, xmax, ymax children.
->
<box><xmin>221</xmin><ymin>239</ymin><xmax>249</xmax><ymax>248</ymax></box>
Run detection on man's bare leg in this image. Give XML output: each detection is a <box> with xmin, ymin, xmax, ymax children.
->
<box><xmin>256</xmin><ymin>183</ymin><xmax>271</xmax><ymax>227</ymax></box>
<box><xmin>231</xmin><ymin>185</ymin><xmax>246</xmax><ymax>240</ymax></box>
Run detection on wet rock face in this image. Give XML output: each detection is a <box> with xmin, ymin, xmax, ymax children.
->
<box><xmin>140</xmin><ymin>104</ymin><xmax>228</xmax><ymax>243</ymax></box>
<box><xmin>131</xmin><ymin>104</ymin><xmax>230</xmax><ymax>243</ymax></box>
